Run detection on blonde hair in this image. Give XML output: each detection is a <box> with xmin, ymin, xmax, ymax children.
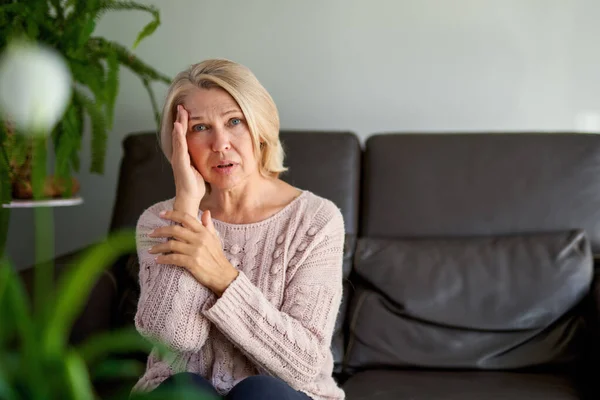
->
<box><xmin>159</xmin><ymin>59</ymin><xmax>286</xmax><ymax>178</ymax></box>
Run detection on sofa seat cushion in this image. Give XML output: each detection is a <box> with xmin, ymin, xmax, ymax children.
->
<box><xmin>343</xmin><ymin>370</ymin><xmax>580</xmax><ymax>400</ymax></box>
<box><xmin>345</xmin><ymin>231</ymin><xmax>593</xmax><ymax>370</ymax></box>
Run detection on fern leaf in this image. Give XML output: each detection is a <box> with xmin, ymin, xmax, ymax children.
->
<box><xmin>98</xmin><ymin>0</ymin><xmax>160</xmax><ymax>47</ymax></box>
<box><xmin>69</xmin><ymin>58</ymin><xmax>106</xmax><ymax>106</ymax></box>
<box><xmin>8</xmin><ymin>133</ymin><xmax>31</xmax><ymax>172</ymax></box>
<box><xmin>133</xmin><ymin>17</ymin><xmax>159</xmax><ymax>49</ymax></box>
<box><xmin>70</xmin><ymin>99</ymin><xmax>84</xmax><ymax>172</ymax></box>
<box><xmin>54</xmin><ymin>102</ymin><xmax>81</xmax><ymax>196</ymax></box>
<box><xmin>105</xmin><ymin>48</ymin><xmax>119</xmax><ymax>130</ymax></box>
<box><xmin>89</xmin><ymin>37</ymin><xmax>171</xmax><ymax>84</ymax></box>
<box><xmin>77</xmin><ymin>15</ymin><xmax>97</xmax><ymax>49</ymax></box>
<box><xmin>74</xmin><ymin>88</ymin><xmax>107</xmax><ymax>174</ymax></box>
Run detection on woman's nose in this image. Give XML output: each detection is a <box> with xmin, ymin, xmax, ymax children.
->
<box><xmin>211</xmin><ymin>127</ymin><xmax>231</xmax><ymax>152</ymax></box>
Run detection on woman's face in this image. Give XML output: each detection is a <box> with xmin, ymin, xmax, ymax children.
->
<box><xmin>182</xmin><ymin>87</ymin><xmax>259</xmax><ymax>190</ymax></box>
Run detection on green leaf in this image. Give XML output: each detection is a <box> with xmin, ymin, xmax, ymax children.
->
<box><xmin>69</xmin><ymin>97</ymin><xmax>85</xmax><ymax>173</ymax></box>
<box><xmin>77</xmin><ymin>327</ymin><xmax>151</xmax><ymax>365</ymax></box>
<box><xmin>0</xmin><ymin>205</ymin><xmax>9</xmax><ymax>260</ymax></box>
<box><xmin>44</xmin><ymin>229</ymin><xmax>136</xmax><ymax>355</ymax></box>
<box><xmin>54</xmin><ymin>101</ymin><xmax>83</xmax><ymax>196</ymax></box>
<box><xmin>0</xmin><ymin>262</ymin><xmax>9</xmax><ymax>307</ymax></box>
<box><xmin>33</xmin><ymin>205</ymin><xmax>55</xmax><ymax>324</ymax></box>
<box><xmin>70</xmin><ymin>58</ymin><xmax>106</xmax><ymax>106</ymax></box>
<box><xmin>91</xmin><ymin>359</ymin><xmax>145</xmax><ymax>380</ymax></box>
<box><xmin>64</xmin><ymin>351</ymin><xmax>95</xmax><ymax>400</ymax></box>
<box><xmin>105</xmin><ymin>49</ymin><xmax>120</xmax><ymax>130</ymax></box>
<box><xmin>87</xmin><ymin>37</ymin><xmax>171</xmax><ymax>84</ymax></box>
<box><xmin>25</xmin><ymin>17</ymin><xmax>39</xmax><ymax>39</ymax></box>
<box><xmin>30</xmin><ymin>136</ymin><xmax>55</xmax><ymax>324</ymax></box>
<box><xmin>0</xmin><ymin>361</ymin><xmax>18</xmax><ymax>400</ymax></box>
<box><xmin>77</xmin><ymin>16</ymin><xmax>97</xmax><ymax>48</ymax></box>
<box><xmin>0</xmin><ymin>125</ymin><xmax>10</xmax><ymax>257</ymax></box>
<box><xmin>74</xmin><ymin>88</ymin><xmax>107</xmax><ymax>174</ymax></box>
<box><xmin>133</xmin><ymin>18</ymin><xmax>159</xmax><ymax>49</ymax></box>
<box><xmin>8</xmin><ymin>133</ymin><xmax>31</xmax><ymax>170</ymax></box>
<box><xmin>30</xmin><ymin>135</ymin><xmax>47</xmax><ymax>200</ymax></box>
<box><xmin>0</xmin><ymin>263</ymin><xmax>15</xmax><ymax>347</ymax></box>
<box><xmin>0</xmin><ymin>263</ymin><xmax>12</xmax><ymax>345</ymax></box>
<box><xmin>98</xmin><ymin>1</ymin><xmax>161</xmax><ymax>48</ymax></box>
<box><xmin>3</xmin><ymin>260</ymin><xmax>34</xmax><ymax>343</ymax></box>
<box><xmin>2</xmin><ymin>259</ymin><xmax>47</xmax><ymax>399</ymax></box>
<box><xmin>0</xmin><ymin>3</ymin><xmax>30</xmax><ymax>16</ymax></box>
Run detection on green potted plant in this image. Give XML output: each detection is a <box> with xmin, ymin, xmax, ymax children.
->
<box><xmin>0</xmin><ymin>2</ymin><xmax>209</xmax><ymax>398</ymax></box>
<box><xmin>0</xmin><ymin>0</ymin><xmax>171</xmax><ymax>202</ymax></box>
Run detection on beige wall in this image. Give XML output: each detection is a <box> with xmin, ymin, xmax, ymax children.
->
<box><xmin>8</xmin><ymin>0</ymin><xmax>600</xmax><ymax>268</ymax></box>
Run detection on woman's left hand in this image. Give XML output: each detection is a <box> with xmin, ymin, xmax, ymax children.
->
<box><xmin>148</xmin><ymin>209</ymin><xmax>239</xmax><ymax>297</ymax></box>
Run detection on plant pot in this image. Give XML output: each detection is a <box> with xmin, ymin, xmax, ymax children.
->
<box><xmin>6</xmin><ymin>129</ymin><xmax>81</xmax><ymax>200</ymax></box>
<box><xmin>12</xmin><ymin>175</ymin><xmax>80</xmax><ymax>200</ymax></box>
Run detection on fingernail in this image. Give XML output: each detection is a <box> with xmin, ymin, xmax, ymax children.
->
<box><xmin>159</xmin><ymin>210</ymin><xmax>166</xmax><ymax>216</ymax></box>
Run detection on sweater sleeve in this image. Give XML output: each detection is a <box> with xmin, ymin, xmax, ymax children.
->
<box><xmin>134</xmin><ymin>201</ymin><xmax>215</xmax><ymax>352</ymax></box>
<box><xmin>203</xmin><ymin>203</ymin><xmax>344</xmax><ymax>389</ymax></box>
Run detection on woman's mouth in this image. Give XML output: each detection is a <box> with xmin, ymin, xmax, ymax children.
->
<box><xmin>213</xmin><ymin>162</ymin><xmax>237</xmax><ymax>174</ymax></box>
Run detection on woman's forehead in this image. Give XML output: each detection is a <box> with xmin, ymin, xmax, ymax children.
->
<box><xmin>183</xmin><ymin>87</ymin><xmax>241</xmax><ymax>116</ymax></box>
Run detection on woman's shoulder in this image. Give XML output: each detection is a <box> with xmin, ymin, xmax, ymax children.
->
<box><xmin>136</xmin><ymin>198</ymin><xmax>176</xmax><ymax>230</ymax></box>
<box><xmin>296</xmin><ymin>191</ymin><xmax>344</xmax><ymax>234</ymax></box>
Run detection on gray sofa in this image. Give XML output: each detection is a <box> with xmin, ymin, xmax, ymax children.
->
<box><xmin>25</xmin><ymin>131</ymin><xmax>600</xmax><ymax>399</ymax></box>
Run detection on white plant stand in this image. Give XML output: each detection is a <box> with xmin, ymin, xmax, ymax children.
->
<box><xmin>2</xmin><ymin>196</ymin><xmax>84</xmax><ymax>208</ymax></box>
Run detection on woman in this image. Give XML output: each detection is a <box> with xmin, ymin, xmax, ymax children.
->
<box><xmin>132</xmin><ymin>59</ymin><xmax>346</xmax><ymax>400</ymax></box>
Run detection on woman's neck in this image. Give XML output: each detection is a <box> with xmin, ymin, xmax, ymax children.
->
<box><xmin>202</xmin><ymin>175</ymin><xmax>275</xmax><ymax>224</ymax></box>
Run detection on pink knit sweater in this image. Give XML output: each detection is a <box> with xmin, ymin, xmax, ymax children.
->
<box><xmin>132</xmin><ymin>191</ymin><xmax>345</xmax><ymax>400</ymax></box>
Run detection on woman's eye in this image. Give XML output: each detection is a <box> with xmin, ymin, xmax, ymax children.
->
<box><xmin>192</xmin><ymin>124</ymin><xmax>207</xmax><ymax>132</ymax></box>
<box><xmin>230</xmin><ymin>118</ymin><xmax>241</xmax><ymax>126</ymax></box>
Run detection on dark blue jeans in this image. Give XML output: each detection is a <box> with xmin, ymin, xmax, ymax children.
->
<box><xmin>154</xmin><ymin>372</ymin><xmax>312</xmax><ymax>400</ymax></box>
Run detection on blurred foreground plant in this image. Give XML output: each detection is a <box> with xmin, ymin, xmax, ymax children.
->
<box><xmin>0</xmin><ymin>9</ymin><xmax>206</xmax><ymax>395</ymax></box>
<box><xmin>0</xmin><ymin>145</ymin><xmax>208</xmax><ymax>400</ymax></box>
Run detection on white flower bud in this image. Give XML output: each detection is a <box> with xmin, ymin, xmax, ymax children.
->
<box><xmin>0</xmin><ymin>41</ymin><xmax>72</xmax><ymax>135</ymax></box>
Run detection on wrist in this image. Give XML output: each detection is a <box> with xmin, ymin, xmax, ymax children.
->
<box><xmin>213</xmin><ymin>263</ymin><xmax>239</xmax><ymax>298</ymax></box>
<box><xmin>173</xmin><ymin>195</ymin><xmax>200</xmax><ymax>216</ymax></box>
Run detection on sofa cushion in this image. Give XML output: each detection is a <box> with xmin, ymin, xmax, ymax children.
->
<box><xmin>344</xmin><ymin>230</ymin><xmax>592</xmax><ymax>371</ymax></box>
<box><xmin>343</xmin><ymin>370</ymin><xmax>581</xmax><ymax>400</ymax></box>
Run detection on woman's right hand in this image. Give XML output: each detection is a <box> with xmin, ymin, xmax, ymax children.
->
<box><xmin>171</xmin><ymin>104</ymin><xmax>206</xmax><ymax>216</ymax></box>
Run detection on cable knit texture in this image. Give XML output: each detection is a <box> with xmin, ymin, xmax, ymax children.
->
<box><xmin>132</xmin><ymin>191</ymin><xmax>345</xmax><ymax>400</ymax></box>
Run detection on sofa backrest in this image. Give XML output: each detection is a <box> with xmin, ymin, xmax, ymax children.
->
<box><xmin>345</xmin><ymin>133</ymin><xmax>600</xmax><ymax>374</ymax></box>
<box><xmin>110</xmin><ymin>132</ymin><xmax>175</xmax><ymax>232</ymax></box>
<box><xmin>359</xmin><ymin>133</ymin><xmax>600</xmax><ymax>248</ymax></box>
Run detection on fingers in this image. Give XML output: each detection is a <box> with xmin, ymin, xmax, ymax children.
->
<box><xmin>148</xmin><ymin>224</ymin><xmax>198</xmax><ymax>243</ymax></box>
<box><xmin>155</xmin><ymin>253</ymin><xmax>190</xmax><ymax>269</ymax></box>
<box><xmin>201</xmin><ymin>210</ymin><xmax>217</xmax><ymax>235</ymax></box>
<box><xmin>176</xmin><ymin>104</ymin><xmax>188</xmax><ymax>132</ymax></box>
<box><xmin>159</xmin><ymin>209</ymin><xmax>204</xmax><ymax>231</ymax></box>
<box><xmin>148</xmin><ymin>239</ymin><xmax>194</xmax><ymax>255</ymax></box>
<box><xmin>172</xmin><ymin>105</ymin><xmax>188</xmax><ymax>161</ymax></box>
